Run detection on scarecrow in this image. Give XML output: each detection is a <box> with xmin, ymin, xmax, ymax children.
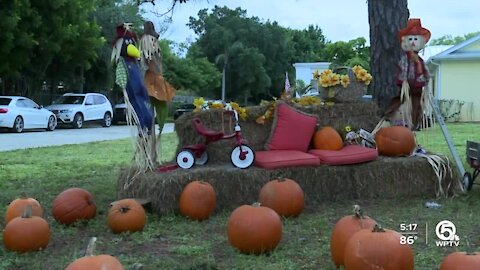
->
<box><xmin>111</xmin><ymin>23</ymin><xmax>156</xmax><ymax>175</ymax></box>
<box><xmin>384</xmin><ymin>18</ymin><xmax>431</xmax><ymax>130</ymax></box>
<box><xmin>138</xmin><ymin>21</ymin><xmax>176</xmax><ymax>163</ymax></box>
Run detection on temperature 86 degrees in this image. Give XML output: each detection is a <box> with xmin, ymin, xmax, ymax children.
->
<box><xmin>399</xmin><ymin>223</ymin><xmax>418</xmax><ymax>245</ymax></box>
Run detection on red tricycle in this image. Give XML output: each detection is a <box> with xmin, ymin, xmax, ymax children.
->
<box><xmin>176</xmin><ymin>109</ymin><xmax>255</xmax><ymax>169</ymax></box>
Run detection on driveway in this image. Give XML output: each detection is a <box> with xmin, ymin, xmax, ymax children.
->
<box><xmin>0</xmin><ymin>123</ymin><xmax>174</xmax><ymax>152</ymax></box>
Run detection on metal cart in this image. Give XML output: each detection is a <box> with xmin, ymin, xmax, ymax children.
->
<box><xmin>464</xmin><ymin>140</ymin><xmax>480</xmax><ymax>191</ymax></box>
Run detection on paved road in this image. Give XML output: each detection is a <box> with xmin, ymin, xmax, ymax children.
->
<box><xmin>0</xmin><ymin>123</ymin><xmax>174</xmax><ymax>152</ymax></box>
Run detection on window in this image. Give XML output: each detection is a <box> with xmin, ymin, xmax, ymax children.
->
<box><xmin>16</xmin><ymin>99</ymin><xmax>28</xmax><ymax>108</ymax></box>
<box><xmin>0</xmin><ymin>98</ymin><xmax>12</xmax><ymax>106</ymax></box>
<box><xmin>54</xmin><ymin>95</ymin><xmax>85</xmax><ymax>105</ymax></box>
<box><xmin>94</xmin><ymin>95</ymin><xmax>107</xmax><ymax>105</ymax></box>
<box><xmin>23</xmin><ymin>98</ymin><xmax>39</xmax><ymax>108</ymax></box>
<box><xmin>85</xmin><ymin>95</ymin><xmax>94</xmax><ymax>105</ymax></box>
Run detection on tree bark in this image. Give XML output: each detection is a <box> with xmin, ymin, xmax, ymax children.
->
<box><xmin>368</xmin><ymin>0</ymin><xmax>409</xmax><ymax>114</ymax></box>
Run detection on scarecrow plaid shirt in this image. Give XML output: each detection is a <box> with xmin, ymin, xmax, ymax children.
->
<box><xmin>115</xmin><ymin>58</ymin><xmax>128</xmax><ymax>89</ymax></box>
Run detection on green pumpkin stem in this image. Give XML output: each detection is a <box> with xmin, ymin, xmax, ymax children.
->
<box><xmin>130</xmin><ymin>263</ymin><xmax>144</xmax><ymax>270</ymax></box>
<box><xmin>353</xmin><ymin>205</ymin><xmax>365</xmax><ymax>219</ymax></box>
<box><xmin>20</xmin><ymin>191</ymin><xmax>28</xmax><ymax>199</ymax></box>
<box><xmin>372</xmin><ymin>224</ymin><xmax>385</xmax><ymax>232</ymax></box>
<box><xmin>85</xmin><ymin>237</ymin><xmax>97</xmax><ymax>257</ymax></box>
<box><xmin>252</xmin><ymin>202</ymin><xmax>261</xmax><ymax>207</ymax></box>
<box><xmin>120</xmin><ymin>206</ymin><xmax>131</xmax><ymax>213</ymax></box>
<box><xmin>21</xmin><ymin>204</ymin><xmax>33</xmax><ymax>218</ymax></box>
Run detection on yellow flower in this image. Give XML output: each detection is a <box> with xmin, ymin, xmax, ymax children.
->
<box><xmin>210</xmin><ymin>102</ymin><xmax>224</xmax><ymax>109</ymax></box>
<box><xmin>320</xmin><ymin>76</ymin><xmax>331</xmax><ymax>88</ymax></box>
<box><xmin>330</xmin><ymin>74</ymin><xmax>340</xmax><ymax>86</ymax></box>
<box><xmin>340</xmin><ymin>75</ymin><xmax>350</xmax><ymax>88</ymax></box>
<box><xmin>193</xmin><ymin>97</ymin><xmax>205</xmax><ymax>110</ymax></box>
<box><xmin>313</xmin><ymin>70</ymin><xmax>321</xmax><ymax>79</ymax></box>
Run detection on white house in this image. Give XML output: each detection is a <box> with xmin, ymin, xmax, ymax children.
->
<box><xmin>425</xmin><ymin>34</ymin><xmax>480</xmax><ymax>121</ymax></box>
<box><xmin>293</xmin><ymin>62</ymin><xmax>331</xmax><ymax>85</ymax></box>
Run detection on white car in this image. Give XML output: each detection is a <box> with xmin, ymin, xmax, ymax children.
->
<box><xmin>0</xmin><ymin>96</ymin><xmax>57</xmax><ymax>133</ymax></box>
<box><xmin>46</xmin><ymin>93</ymin><xmax>113</xmax><ymax>129</ymax></box>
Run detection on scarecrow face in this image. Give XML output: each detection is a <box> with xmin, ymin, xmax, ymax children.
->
<box><xmin>401</xmin><ymin>34</ymin><xmax>426</xmax><ymax>52</ymax></box>
<box><xmin>121</xmin><ymin>37</ymin><xmax>140</xmax><ymax>59</ymax></box>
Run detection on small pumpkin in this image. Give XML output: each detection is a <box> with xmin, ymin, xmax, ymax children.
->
<box><xmin>227</xmin><ymin>202</ymin><xmax>282</xmax><ymax>254</ymax></box>
<box><xmin>330</xmin><ymin>205</ymin><xmax>377</xmax><ymax>268</ymax></box>
<box><xmin>3</xmin><ymin>205</ymin><xmax>50</xmax><ymax>252</ymax></box>
<box><xmin>5</xmin><ymin>192</ymin><xmax>44</xmax><ymax>224</ymax></box>
<box><xmin>344</xmin><ymin>224</ymin><xmax>414</xmax><ymax>270</ymax></box>
<box><xmin>107</xmin><ymin>199</ymin><xmax>146</xmax><ymax>234</ymax></box>
<box><xmin>375</xmin><ymin>126</ymin><xmax>416</xmax><ymax>156</ymax></box>
<box><xmin>52</xmin><ymin>187</ymin><xmax>96</xmax><ymax>225</ymax></box>
<box><xmin>258</xmin><ymin>178</ymin><xmax>304</xmax><ymax>217</ymax></box>
<box><xmin>65</xmin><ymin>237</ymin><xmax>124</xmax><ymax>270</ymax></box>
<box><xmin>179</xmin><ymin>181</ymin><xmax>216</xmax><ymax>221</ymax></box>
<box><xmin>313</xmin><ymin>126</ymin><xmax>343</xmax><ymax>150</ymax></box>
<box><xmin>439</xmin><ymin>251</ymin><xmax>480</xmax><ymax>270</ymax></box>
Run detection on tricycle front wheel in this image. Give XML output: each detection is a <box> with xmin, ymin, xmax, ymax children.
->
<box><xmin>231</xmin><ymin>145</ymin><xmax>255</xmax><ymax>169</ymax></box>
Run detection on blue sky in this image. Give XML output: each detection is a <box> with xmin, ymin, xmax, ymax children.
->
<box><xmin>143</xmin><ymin>0</ymin><xmax>480</xmax><ymax>45</ymax></box>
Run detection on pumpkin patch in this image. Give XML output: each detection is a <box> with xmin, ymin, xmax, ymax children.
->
<box><xmin>179</xmin><ymin>180</ymin><xmax>216</xmax><ymax>221</ymax></box>
<box><xmin>52</xmin><ymin>187</ymin><xmax>97</xmax><ymax>225</ymax></box>
<box><xmin>227</xmin><ymin>203</ymin><xmax>282</xmax><ymax>254</ymax></box>
<box><xmin>107</xmin><ymin>198</ymin><xmax>147</xmax><ymax>234</ymax></box>
<box><xmin>258</xmin><ymin>178</ymin><xmax>304</xmax><ymax>217</ymax></box>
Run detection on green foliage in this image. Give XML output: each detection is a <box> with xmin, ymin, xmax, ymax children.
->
<box><xmin>429</xmin><ymin>31</ymin><xmax>480</xmax><ymax>45</ymax></box>
<box><xmin>324</xmin><ymin>37</ymin><xmax>370</xmax><ymax>70</ymax></box>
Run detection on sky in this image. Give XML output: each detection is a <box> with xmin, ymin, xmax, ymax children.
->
<box><xmin>143</xmin><ymin>0</ymin><xmax>480</xmax><ymax>46</ymax></box>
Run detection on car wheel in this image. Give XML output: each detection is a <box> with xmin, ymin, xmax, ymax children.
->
<box><xmin>72</xmin><ymin>113</ymin><xmax>83</xmax><ymax>129</ymax></box>
<box><xmin>102</xmin><ymin>112</ymin><xmax>112</xmax><ymax>127</ymax></box>
<box><xmin>46</xmin><ymin>116</ymin><xmax>56</xmax><ymax>131</ymax></box>
<box><xmin>12</xmin><ymin>116</ymin><xmax>24</xmax><ymax>133</ymax></box>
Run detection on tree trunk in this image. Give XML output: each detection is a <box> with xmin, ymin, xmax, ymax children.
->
<box><xmin>368</xmin><ymin>0</ymin><xmax>409</xmax><ymax>114</ymax></box>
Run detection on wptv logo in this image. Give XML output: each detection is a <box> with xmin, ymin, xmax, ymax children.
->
<box><xmin>435</xmin><ymin>220</ymin><xmax>460</xmax><ymax>247</ymax></box>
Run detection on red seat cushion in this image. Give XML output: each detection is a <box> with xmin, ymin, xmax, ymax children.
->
<box><xmin>254</xmin><ymin>150</ymin><xmax>321</xmax><ymax>169</ymax></box>
<box><xmin>265</xmin><ymin>102</ymin><xmax>318</xmax><ymax>152</ymax></box>
<box><xmin>308</xmin><ymin>144</ymin><xmax>378</xmax><ymax>165</ymax></box>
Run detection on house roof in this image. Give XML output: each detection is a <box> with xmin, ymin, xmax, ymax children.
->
<box><xmin>429</xmin><ymin>33</ymin><xmax>480</xmax><ymax>62</ymax></box>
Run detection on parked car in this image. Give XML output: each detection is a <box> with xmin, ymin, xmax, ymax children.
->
<box><xmin>112</xmin><ymin>102</ymin><xmax>127</xmax><ymax>125</ymax></box>
<box><xmin>174</xmin><ymin>103</ymin><xmax>196</xmax><ymax>120</ymax></box>
<box><xmin>46</xmin><ymin>93</ymin><xmax>113</xmax><ymax>129</ymax></box>
<box><xmin>0</xmin><ymin>96</ymin><xmax>57</xmax><ymax>133</ymax></box>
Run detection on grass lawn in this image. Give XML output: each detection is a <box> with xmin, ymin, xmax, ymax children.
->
<box><xmin>1</xmin><ymin>123</ymin><xmax>480</xmax><ymax>269</ymax></box>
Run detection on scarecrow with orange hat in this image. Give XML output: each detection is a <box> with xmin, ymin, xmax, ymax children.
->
<box><xmin>138</xmin><ymin>21</ymin><xmax>176</xmax><ymax>163</ymax></box>
<box><xmin>385</xmin><ymin>18</ymin><xmax>431</xmax><ymax>130</ymax></box>
<box><xmin>112</xmin><ymin>23</ymin><xmax>156</xmax><ymax>172</ymax></box>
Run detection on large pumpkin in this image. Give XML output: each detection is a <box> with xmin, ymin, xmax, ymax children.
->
<box><xmin>65</xmin><ymin>237</ymin><xmax>124</xmax><ymax>270</ymax></box>
<box><xmin>179</xmin><ymin>181</ymin><xmax>216</xmax><ymax>221</ymax></box>
<box><xmin>344</xmin><ymin>224</ymin><xmax>414</xmax><ymax>270</ymax></box>
<box><xmin>439</xmin><ymin>251</ymin><xmax>480</xmax><ymax>270</ymax></box>
<box><xmin>3</xmin><ymin>205</ymin><xmax>50</xmax><ymax>252</ymax></box>
<box><xmin>258</xmin><ymin>178</ymin><xmax>304</xmax><ymax>217</ymax></box>
<box><xmin>313</xmin><ymin>126</ymin><xmax>343</xmax><ymax>150</ymax></box>
<box><xmin>5</xmin><ymin>193</ymin><xmax>44</xmax><ymax>224</ymax></box>
<box><xmin>375</xmin><ymin>126</ymin><xmax>416</xmax><ymax>156</ymax></box>
<box><xmin>330</xmin><ymin>205</ymin><xmax>377</xmax><ymax>268</ymax></box>
<box><xmin>107</xmin><ymin>199</ymin><xmax>146</xmax><ymax>234</ymax></box>
<box><xmin>52</xmin><ymin>188</ymin><xmax>96</xmax><ymax>225</ymax></box>
<box><xmin>227</xmin><ymin>203</ymin><xmax>282</xmax><ymax>254</ymax></box>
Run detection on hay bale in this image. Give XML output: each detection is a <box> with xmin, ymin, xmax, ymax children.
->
<box><xmin>117</xmin><ymin>156</ymin><xmax>458</xmax><ymax>215</ymax></box>
<box><xmin>174</xmin><ymin>102</ymin><xmax>381</xmax><ymax>164</ymax></box>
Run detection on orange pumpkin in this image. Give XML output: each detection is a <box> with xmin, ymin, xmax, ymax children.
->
<box><xmin>65</xmin><ymin>237</ymin><xmax>124</xmax><ymax>270</ymax></box>
<box><xmin>330</xmin><ymin>205</ymin><xmax>377</xmax><ymax>268</ymax></box>
<box><xmin>179</xmin><ymin>181</ymin><xmax>216</xmax><ymax>221</ymax></box>
<box><xmin>375</xmin><ymin>126</ymin><xmax>416</xmax><ymax>156</ymax></box>
<box><xmin>107</xmin><ymin>199</ymin><xmax>146</xmax><ymax>234</ymax></box>
<box><xmin>5</xmin><ymin>193</ymin><xmax>44</xmax><ymax>224</ymax></box>
<box><xmin>52</xmin><ymin>188</ymin><xmax>96</xmax><ymax>225</ymax></box>
<box><xmin>259</xmin><ymin>178</ymin><xmax>304</xmax><ymax>217</ymax></box>
<box><xmin>3</xmin><ymin>205</ymin><xmax>50</xmax><ymax>252</ymax></box>
<box><xmin>344</xmin><ymin>224</ymin><xmax>414</xmax><ymax>270</ymax></box>
<box><xmin>439</xmin><ymin>251</ymin><xmax>480</xmax><ymax>270</ymax></box>
<box><xmin>313</xmin><ymin>126</ymin><xmax>343</xmax><ymax>150</ymax></box>
<box><xmin>227</xmin><ymin>203</ymin><xmax>282</xmax><ymax>254</ymax></box>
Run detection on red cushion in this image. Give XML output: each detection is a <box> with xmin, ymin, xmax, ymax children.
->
<box><xmin>308</xmin><ymin>144</ymin><xmax>378</xmax><ymax>165</ymax></box>
<box><xmin>254</xmin><ymin>150</ymin><xmax>321</xmax><ymax>169</ymax></box>
<box><xmin>265</xmin><ymin>103</ymin><xmax>318</xmax><ymax>152</ymax></box>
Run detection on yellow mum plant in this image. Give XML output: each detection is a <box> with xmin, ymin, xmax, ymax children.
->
<box><xmin>192</xmin><ymin>98</ymin><xmax>247</xmax><ymax>120</ymax></box>
<box><xmin>352</xmin><ymin>65</ymin><xmax>373</xmax><ymax>85</ymax></box>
